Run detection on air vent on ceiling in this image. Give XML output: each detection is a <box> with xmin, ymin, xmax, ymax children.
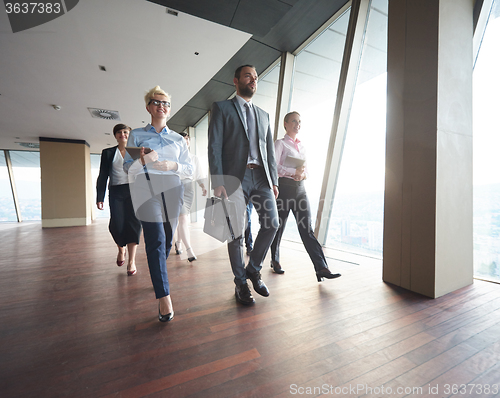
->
<box><xmin>17</xmin><ymin>142</ymin><xmax>40</xmax><ymax>149</ymax></box>
<box><xmin>167</xmin><ymin>9</ymin><xmax>178</xmax><ymax>16</ymax></box>
<box><xmin>88</xmin><ymin>108</ymin><xmax>121</xmax><ymax>120</ymax></box>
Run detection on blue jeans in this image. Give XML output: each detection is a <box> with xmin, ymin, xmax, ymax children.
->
<box><xmin>135</xmin><ymin>175</ymin><xmax>183</xmax><ymax>299</ymax></box>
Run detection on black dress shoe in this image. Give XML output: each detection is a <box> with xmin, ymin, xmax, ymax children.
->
<box><xmin>235</xmin><ymin>284</ymin><xmax>255</xmax><ymax>305</ymax></box>
<box><xmin>245</xmin><ymin>269</ymin><xmax>270</xmax><ymax>297</ymax></box>
<box><xmin>270</xmin><ymin>260</ymin><xmax>285</xmax><ymax>274</ymax></box>
<box><xmin>158</xmin><ymin>305</ymin><xmax>174</xmax><ymax>322</ymax></box>
<box><xmin>316</xmin><ymin>268</ymin><xmax>341</xmax><ymax>282</ymax></box>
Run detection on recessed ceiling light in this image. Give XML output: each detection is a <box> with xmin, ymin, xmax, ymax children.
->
<box><xmin>99</xmin><ymin>65</ymin><xmax>106</xmax><ymax>71</ymax></box>
<box><xmin>195</xmin><ymin>52</ymin><xmax>199</xmax><ymax>55</ymax></box>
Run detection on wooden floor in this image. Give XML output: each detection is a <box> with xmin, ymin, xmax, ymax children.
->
<box><xmin>1</xmin><ymin>220</ymin><xmax>500</xmax><ymax>398</ymax></box>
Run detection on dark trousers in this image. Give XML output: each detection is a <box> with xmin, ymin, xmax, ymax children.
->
<box><xmin>227</xmin><ymin>167</ymin><xmax>279</xmax><ymax>285</ymax></box>
<box><xmin>108</xmin><ymin>184</ymin><xmax>142</xmax><ymax>247</ymax></box>
<box><xmin>271</xmin><ymin>177</ymin><xmax>328</xmax><ymax>272</ymax></box>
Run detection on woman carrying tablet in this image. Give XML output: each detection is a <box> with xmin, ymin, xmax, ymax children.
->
<box><xmin>270</xmin><ymin>112</ymin><xmax>341</xmax><ymax>282</ymax></box>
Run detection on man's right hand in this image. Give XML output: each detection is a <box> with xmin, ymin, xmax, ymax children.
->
<box><xmin>213</xmin><ymin>185</ymin><xmax>228</xmax><ymax>199</ymax></box>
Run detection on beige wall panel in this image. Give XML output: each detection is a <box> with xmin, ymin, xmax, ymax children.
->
<box><xmin>40</xmin><ymin>140</ymin><xmax>92</xmax><ymax>227</ymax></box>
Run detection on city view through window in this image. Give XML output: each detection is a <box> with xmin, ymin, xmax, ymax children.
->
<box><xmin>472</xmin><ymin>0</ymin><xmax>500</xmax><ymax>282</ymax></box>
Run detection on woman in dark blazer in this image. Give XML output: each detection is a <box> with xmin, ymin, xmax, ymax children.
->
<box><xmin>96</xmin><ymin>123</ymin><xmax>142</xmax><ymax>275</ymax></box>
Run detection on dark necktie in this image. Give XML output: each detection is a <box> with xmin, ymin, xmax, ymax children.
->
<box><xmin>245</xmin><ymin>102</ymin><xmax>259</xmax><ymax>163</ymax></box>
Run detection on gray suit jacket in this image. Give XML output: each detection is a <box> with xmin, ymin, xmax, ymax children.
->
<box><xmin>208</xmin><ymin>97</ymin><xmax>278</xmax><ymax>194</ymax></box>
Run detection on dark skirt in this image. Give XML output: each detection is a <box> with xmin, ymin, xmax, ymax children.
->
<box><xmin>108</xmin><ymin>184</ymin><xmax>142</xmax><ymax>247</ymax></box>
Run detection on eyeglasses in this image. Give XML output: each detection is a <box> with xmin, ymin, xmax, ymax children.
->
<box><xmin>148</xmin><ymin>99</ymin><xmax>171</xmax><ymax>108</ymax></box>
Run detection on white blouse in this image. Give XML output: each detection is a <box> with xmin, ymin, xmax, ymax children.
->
<box><xmin>111</xmin><ymin>148</ymin><xmax>129</xmax><ymax>186</ymax></box>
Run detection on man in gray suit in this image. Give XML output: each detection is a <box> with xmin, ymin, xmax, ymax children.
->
<box><xmin>208</xmin><ymin>65</ymin><xmax>279</xmax><ymax>305</ymax></box>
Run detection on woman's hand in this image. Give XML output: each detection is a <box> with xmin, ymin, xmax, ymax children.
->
<box><xmin>140</xmin><ymin>147</ymin><xmax>158</xmax><ymax>165</ymax></box>
<box><xmin>97</xmin><ymin>202</ymin><xmax>104</xmax><ymax>210</ymax></box>
<box><xmin>294</xmin><ymin>165</ymin><xmax>306</xmax><ymax>181</ymax></box>
<box><xmin>152</xmin><ymin>160</ymin><xmax>178</xmax><ymax>172</ymax></box>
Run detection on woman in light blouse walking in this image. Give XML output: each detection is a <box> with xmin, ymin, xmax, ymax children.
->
<box><xmin>124</xmin><ymin>86</ymin><xmax>193</xmax><ymax>322</ymax></box>
<box><xmin>270</xmin><ymin>111</ymin><xmax>341</xmax><ymax>282</ymax></box>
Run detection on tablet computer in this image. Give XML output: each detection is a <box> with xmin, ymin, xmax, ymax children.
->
<box><xmin>125</xmin><ymin>147</ymin><xmax>151</xmax><ymax>160</ymax></box>
<box><xmin>283</xmin><ymin>155</ymin><xmax>305</xmax><ymax>168</ymax></box>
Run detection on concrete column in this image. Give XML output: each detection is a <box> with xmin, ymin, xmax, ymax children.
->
<box><xmin>39</xmin><ymin>137</ymin><xmax>94</xmax><ymax>228</ymax></box>
<box><xmin>383</xmin><ymin>0</ymin><xmax>474</xmax><ymax>298</ymax></box>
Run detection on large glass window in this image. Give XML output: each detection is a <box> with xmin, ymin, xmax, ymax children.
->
<box><xmin>0</xmin><ymin>151</ymin><xmax>17</xmax><ymax>222</ymax></box>
<box><xmin>473</xmin><ymin>0</ymin><xmax>500</xmax><ymax>282</ymax></box>
<box><xmin>247</xmin><ymin>63</ymin><xmax>281</xmax><ymax>233</ymax></box>
<box><xmin>325</xmin><ymin>0</ymin><xmax>388</xmax><ymax>257</ymax></box>
<box><xmin>284</xmin><ymin>9</ymin><xmax>351</xmax><ymax>243</ymax></box>
<box><xmin>9</xmin><ymin>151</ymin><xmax>41</xmax><ymax>220</ymax></box>
<box><xmin>252</xmin><ymin>62</ymin><xmax>281</xmax><ymax>134</ymax></box>
<box><xmin>193</xmin><ymin>115</ymin><xmax>209</xmax><ymax>221</ymax></box>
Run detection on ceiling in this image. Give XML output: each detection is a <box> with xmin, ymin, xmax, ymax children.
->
<box><xmin>0</xmin><ymin>0</ymin><xmax>348</xmax><ymax>154</ymax></box>
<box><xmin>0</xmin><ymin>0</ymin><xmax>250</xmax><ymax>152</ymax></box>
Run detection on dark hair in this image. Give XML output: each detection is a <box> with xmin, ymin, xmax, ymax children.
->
<box><xmin>178</xmin><ymin>131</ymin><xmax>189</xmax><ymax>138</ymax></box>
<box><xmin>113</xmin><ymin>123</ymin><xmax>132</xmax><ymax>136</ymax></box>
<box><xmin>234</xmin><ymin>64</ymin><xmax>256</xmax><ymax>79</ymax></box>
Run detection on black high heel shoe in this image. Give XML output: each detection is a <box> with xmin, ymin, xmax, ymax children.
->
<box><xmin>316</xmin><ymin>268</ymin><xmax>341</xmax><ymax>282</ymax></box>
<box><xmin>186</xmin><ymin>248</ymin><xmax>197</xmax><ymax>262</ymax></box>
<box><xmin>158</xmin><ymin>303</ymin><xmax>174</xmax><ymax>322</ymax></box>
<box><xmin>174</xmin><ymin>242</ymin><xmax>182</xmax><ymax>255</ymax></box>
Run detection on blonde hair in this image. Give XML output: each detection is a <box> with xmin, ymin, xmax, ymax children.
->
<box><xmin>144</xmin><ymin>85</ymin><xmax>171</xmax><ymax>105</ymax></box>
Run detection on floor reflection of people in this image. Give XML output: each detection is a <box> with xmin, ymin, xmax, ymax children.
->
<box><xmin>96</xmin><ymin>123</ymin><xmax>141</xmax><ymax>276</ymax></box>
<box><xmin>270</xmin><ymin>111</ymin><xmax>341</xmax><ymax>282</ymax></box>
